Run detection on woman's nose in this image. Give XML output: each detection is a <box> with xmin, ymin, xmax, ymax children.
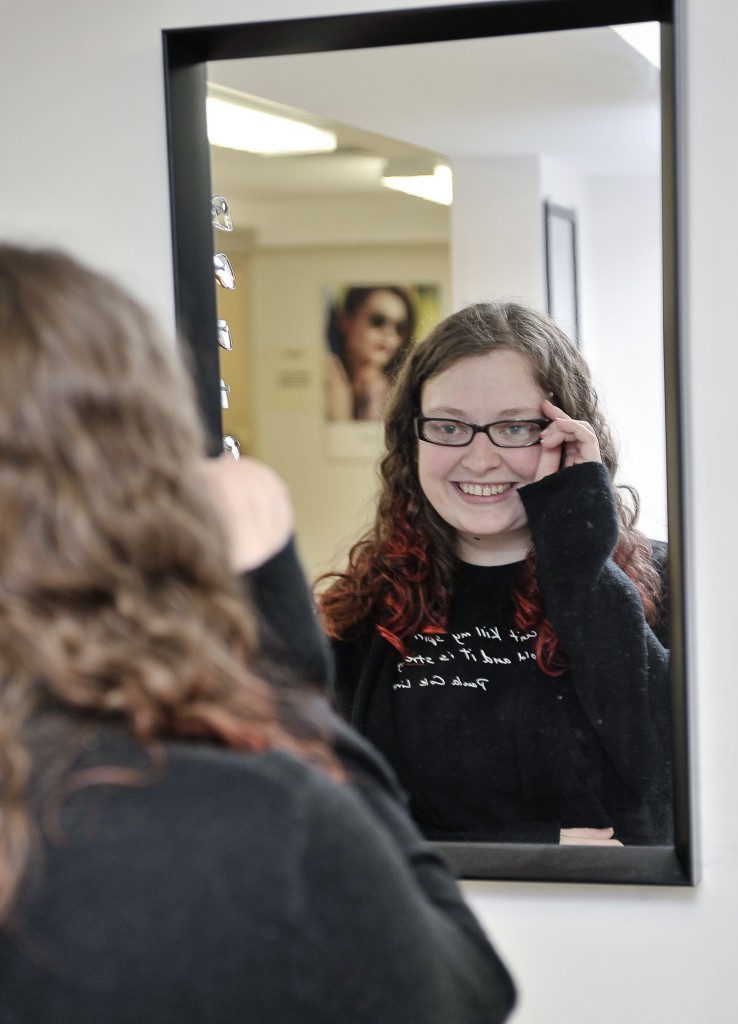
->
<box><xmin>459</xmin><ymin>431</ymin><xmax>503</xmax><ymax>470</ymax></box>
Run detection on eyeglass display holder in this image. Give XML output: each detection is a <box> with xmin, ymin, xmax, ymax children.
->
<box><xmin>212</xmin><ymin>194</ymin><xmax>240</xmax><ymax>460</ymax></box>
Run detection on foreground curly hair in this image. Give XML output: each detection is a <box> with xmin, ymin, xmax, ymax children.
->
<box><xmin>317</xmin><ymin>301</ymin><xmax>661</xmax><ymax>671</ymax></box>
<box><xmin>0</xmin><ymin>245</ymin><xmax>335</xmax><ymax>923</ymax></box>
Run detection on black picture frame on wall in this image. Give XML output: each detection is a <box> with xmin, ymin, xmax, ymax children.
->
<box><xmin>162</xmin><ymin>0</ymin><xmax>694</xmax><ymax>886</ymax></box>
<box><xmin>544</xmin><ymin>200</ymin><xmax>580</xmax><ymax>345</ymax></box>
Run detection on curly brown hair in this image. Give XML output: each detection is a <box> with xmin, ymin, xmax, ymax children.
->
<box><xmin>317</xmin><ymin>300</ymin><xmax>661</xmax><ymax>663</ymax></box>
<box><xmin>0</xmin><ymin>245</ymin><xmax>336</xmax><ymax>923</ymax></box>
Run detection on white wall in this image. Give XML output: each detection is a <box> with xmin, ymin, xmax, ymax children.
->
<box><xmin>585</xmin><ymin>175</ymin><xmax>667</xmax><ymax>540</ymax></box>
<box><xmin>451</xmin><ymin>156</ymin><xmax>545</xmax><ymax>306</ymax></box>
<box><xmin>452</xmin><ymin>153</ymin><xmax>667</xmax><ymax>539</ymax></box>
<box><xmin>0</xmin><ymin>0</ymin><xmax>735</xmax><ymax>1021</ymax></box>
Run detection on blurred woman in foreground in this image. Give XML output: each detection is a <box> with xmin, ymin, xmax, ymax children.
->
<box><xmin>0</xmin><ymin>245</ymin><xmax>514</xmax><ymax>1024</ymax></box>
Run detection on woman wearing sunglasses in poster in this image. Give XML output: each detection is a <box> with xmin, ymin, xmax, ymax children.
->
<box><xmin>325</xmin><ymin>286</ymin><xmax>416</xmax><ymax>421</ymax></box>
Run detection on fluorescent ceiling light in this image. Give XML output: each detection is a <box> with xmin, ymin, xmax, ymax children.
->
<box><xmin>206</xmin><ymin>87</ymin><xmax>337</xmax><ymax>156</ymax></box>
<box><xmin>381</xmin><ymin>163</ymin><xmax>453</xmax><ymax>206</ymax></box>
<box><xmin>611</xmin><ymin>22</ymin><xmax>661</xmax><ymax>69</ymax></box>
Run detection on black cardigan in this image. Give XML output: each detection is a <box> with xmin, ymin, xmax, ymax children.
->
<box><xmin>0</xmin><ymin>719</ymin><xmax>515</xmax><ymax>1023</ymax></box>
<box><xmin>0</xmin><ymin>543</ymin><xmax>515</xmax><ymax>1022</ymax></box>
<box><xmin>245</xmin><ymin>535</ymin><xmax>334</xmax><ymax>691</ymax></box>
<box><xmin>331</xmin><ymin>462</ymin><xmax>672</xmax><ymax>845</ymax></box>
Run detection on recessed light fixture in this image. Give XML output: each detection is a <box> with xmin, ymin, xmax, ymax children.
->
<box><xmin>611</xmin><ymin>22</ymin><xmax>661</xmax><ymax>69</ymax></box>
<box><xmin>206</xmin><ymin>84</ymin><xmax>337</xmax><ymax>156</ymax></box>
<box><xmin>381</xmin><ymin>161</ymin><xmax>453</xmax><ymax>206</ymax></box>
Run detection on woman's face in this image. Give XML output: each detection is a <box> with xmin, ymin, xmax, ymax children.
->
<box><xmin>417</xmin><ymin>349</ymin><xmax>549</xmax><ymax>565</ymax></box>
<box><xmin>342</xmin><ymin>290</ymin><xmax>409</xmax><ymax>372</ymax></box>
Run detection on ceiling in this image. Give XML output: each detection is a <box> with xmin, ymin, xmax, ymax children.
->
<box><xmin>207</xmin><ymin>25</ymin><xmax>661</xmax><ymax>207</ymax></box>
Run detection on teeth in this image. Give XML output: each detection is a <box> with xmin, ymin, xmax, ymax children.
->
<box><xmin>458</xmin><ymin>482</ymin><xmax>512</xmax><ymax>497</ymax></box>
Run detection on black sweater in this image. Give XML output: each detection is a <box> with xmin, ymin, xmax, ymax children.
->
<box><xmin>0</xmin><ymin>544</ymin><xmax>515</xmax><ymax>1024</ymax></box>
<box><xmin>331</xmin><ymin>462</ymin><xmax>672</xmax><ymax>845</ymax></box>
<box><xmin>0</xmin><ymin>721</ymin><xmax>515</xmax><ymax>1023</ymax></box>
<box><xmin>245</xmin><ymin>536</ymin><xmax>334</xmax><ymax>691</ymax></box>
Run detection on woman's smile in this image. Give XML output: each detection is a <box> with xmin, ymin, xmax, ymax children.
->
<box><xmin>456</xmin><ymin>481</ymin><xmax>515</xmax><ymax>498</ymax></box>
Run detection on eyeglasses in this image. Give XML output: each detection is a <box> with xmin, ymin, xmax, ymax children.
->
<box><xmin>211</xmin><ymin>195</ymin><xmax>234</xmax><ymax>232</ymax></box>
<box><xmin>217</xmin><ymin>318</ymin><xmax>233</xmax><ymax>351</ymax></box>
<box><xmin>223</xmin><ymin>434</ymin><xmax>241</xmax><ymax>460</ymax></box>
<box><xmin>367</xmin><ymin>312</ymin><xmax>409</xmax><ymax>335</ymax></box>
<box><xmin>214</xmin><ymin>253</ymin><xmax>236</xmax><ymax>289</ymax></box>
<box><xmin>414</xmin><ymin>417</ymin><xmax>552</xmax><ymax>448</ymax></box>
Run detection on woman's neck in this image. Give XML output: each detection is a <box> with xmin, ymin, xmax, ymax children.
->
<box><xmin>456</xmin><ymin>527</ymin><xmax>531</xmax><ymax>566</ymax></box>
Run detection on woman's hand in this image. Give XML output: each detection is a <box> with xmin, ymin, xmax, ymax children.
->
<box><xmin>560</xmin><ymin>827</ymin><xmax>623</xmax><ymax>846</ymax></box>
<box><xmin>201</xmin><ymin>456</ymin><xmax>293</xmax><ymax>572</ymax></box>
<box><xmin>535</xmin><ymin>398</ymin><xmax>602</xmax><ymax>480</ymax></box>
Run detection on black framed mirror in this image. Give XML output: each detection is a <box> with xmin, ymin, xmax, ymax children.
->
<box><xmin>162</xmin><ymin>0</ymin><xmax>694</xmax><ymax>885</ymax></box>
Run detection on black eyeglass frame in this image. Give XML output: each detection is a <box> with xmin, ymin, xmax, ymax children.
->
<box><xmin>414</xmin><ymin>416</ymin><xmax>552</xmax><ymax>448</ymax></box>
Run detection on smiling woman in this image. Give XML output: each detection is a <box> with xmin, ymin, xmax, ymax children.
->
<box><xmin>318</xmin><ymin>301</ymin><xmax>671</xmax><ymax>850</ymax></box>
<box><xmin>162</xmin><ymin>0</ymin><xmax>693</xmax><ymax>884</ymax></box>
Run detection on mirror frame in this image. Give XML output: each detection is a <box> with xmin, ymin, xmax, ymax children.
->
<box><xmin>163</xmin><ymin>0</ymin><xmax>695</xmax><ymax>885</ymax></box>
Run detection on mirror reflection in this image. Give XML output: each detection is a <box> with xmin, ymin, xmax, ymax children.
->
<box><xmin>208</xmin><ymin>25</ymin><xmax>665</xmax><ymax>578</ymax></box>
<box><xmin>206</xmin><ymin>24</ymin><xmax>672</xmax><ymax>847</ymax></box>
<box><xmin>318</xmin><ymin>301</ymin><xmax>671</xmax><ymax>845</ymax></box>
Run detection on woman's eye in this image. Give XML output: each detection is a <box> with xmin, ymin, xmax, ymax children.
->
<box><xmin>424</xmin><ymin>420</ymin><xmax>468</xmax><ymax>442</ymax></box>
<box><xmin>500</xmin><ymin>421</ymin><xmax>533</xmax><ymax>439</ymax></box>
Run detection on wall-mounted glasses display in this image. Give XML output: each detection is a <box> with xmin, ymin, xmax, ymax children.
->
<box><xmin>212</xmin><ymin>196</ymin><xmax>239</xmax><ymax>457</ymax></box>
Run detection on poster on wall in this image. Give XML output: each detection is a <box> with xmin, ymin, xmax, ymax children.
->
<box><xmin>324</xmin><ymin>282</ymin><xmax>442</xmax><ymax>459</ymax></box>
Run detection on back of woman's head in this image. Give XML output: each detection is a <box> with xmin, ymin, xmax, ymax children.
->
<box><xmin>0</xmin><ymin>243</ymin><xmax>209</xmax><ymax>537</ymax></box>
<box><xmin>0</xmin><ymin>245</ymin><xmax>323</xmax><ymax>742</ymax></box>
<box><xmin>0</xmin><ymin>245</ymin><xmax>339</xmax><ymax>922</ymax></box>
<box><xmin>0</xmin><ymin>249</ymin><xmax>339</xmax><ymax>929</ymax></box>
